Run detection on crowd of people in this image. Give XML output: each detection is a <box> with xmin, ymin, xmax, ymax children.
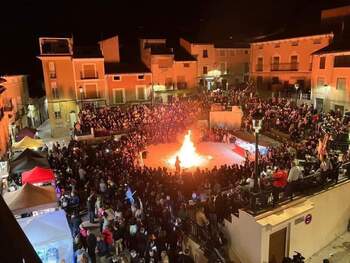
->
<box><xmin>47</xmin><ymin>84</ymin><xmax>350</xmax><ymax>263</ymax></box>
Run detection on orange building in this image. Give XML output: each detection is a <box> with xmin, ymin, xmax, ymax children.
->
<box><xmin>180</xmin><ymin>38</ymin><xmax>250</xmax><ymax>89</ymax></box>
<box><xmin>0</xmin><ymin>75</ymin><xmax>30</xmax><ymax>157</ymax></box>
<box><xmin>139</xmin><ymin>39</ymin><xmax>197</xmax><ymax>102</ymax></box>
<box><xmin>250</xmin><ymin>32</ymin><xmax>333</xmax><ymax>96</ymax></box>
<box><xmin>311</xmin><ymin>41</ymin><xmax>350</xmax><ymax>113</ymax></box>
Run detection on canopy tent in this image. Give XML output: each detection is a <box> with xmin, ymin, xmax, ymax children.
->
<box><xmin>4</xmin><ymin>183</ymin><xmax>57</xmax><ymax>215</ymax></box>
<box><xmin>12</xmin><ymin>136</ymin><xmax>45</xmax><ymax>150</ymax></box>
<box><xmin>18</xmin><ymin>210</ymin><xmax>73</xmax><ymax>263</ymax></box>
<box><xmin>10</xmin><ymin>155</ymin><xmax>49</xmax><ymax>177</ymax></box>
<box><xmin>12</xmin><ymin>148</ymin><xmax>47</xmax><ymax>163</ymax></box>
<box><xmin>16</xmin><ymin>127</ymin><xmax>37</xmax><ymax>142</ymax></box>
<box><xmin>22</xmin><ymin>167</ymin><xmax>55</xmax><ymax>185</ymax></box>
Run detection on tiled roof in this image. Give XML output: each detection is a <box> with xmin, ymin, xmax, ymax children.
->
<box><xmin>174</xmin><ymin>47</ymin><xmax>196</xmax><ymax>61</ymax></box>
<box><xmin>313</xmin><ymin>39</ymin><xmax>350</xmax><ymax>54</ymax></box>
<box><xmin>73</xmin><ymin>45</ymin><xmax>103</xmax><ymax>58</ymax></box>
<box><xmin>104</xmin><ymin>62</ymin><xmax>151</xmax><ymax>74</ymax></box>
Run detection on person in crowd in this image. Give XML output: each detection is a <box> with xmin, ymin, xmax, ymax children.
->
<box><xmin>86</xmin><ymin>230</ymin><xmax>97</xmax><ymax>263</ymax></box>
<box><xmin>286</xmin><ymin>160</ymin><xmax>303</xmax><ymax>200</ymax></box>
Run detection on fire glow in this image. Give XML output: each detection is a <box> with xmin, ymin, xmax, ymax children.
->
<box><xmin>167</xmin><ymin>130</ymin><xmax>212</xmax><ymax>169</ymax></box>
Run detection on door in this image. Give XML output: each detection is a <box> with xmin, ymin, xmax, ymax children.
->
<box><xmin>291</xmin><ymin>55</ymin><xmax>298</xmax><ymax>70</ymax></box>
<box><xmin>69</xmin><ymin>111</ymin><xmax>77</xmax><ymax>128</ymax></box>
<box><xmin>257</xmin><ymin>76</ymin><xmax>263</xmax><ymax>90</ymax></box>
<box><xmin>269</xmin><ymin>227</ymin><xmax>287</xmax><ymax>263</ymax></box>
<box><xmin>316</xmin><ymin>98</ymin><xmax>324</xmax><ymax>113</ymax></box>
<box><xmin>113</xmin><ymin>89</ymin><xmax>125</xmax><ymax>104</ymax></box>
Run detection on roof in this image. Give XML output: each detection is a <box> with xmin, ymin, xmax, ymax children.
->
<box><xmin>73</xmin><ymin>45</ymin><xmax>103</xmax><ymax>58</ymax></box>
<box><xmin>251</xmin><ymin>26</ymin><xmax>333</xmax><ymax>43</ymax></box>
<box><xmin>147</xmin><ymin>45</ymin><xmax>173</xmax><ymax>55</ymax></box>
<box><xmin>313</xmin><ymin>39</ymin><xmax>350</xmax><ymax>55</ymax></box>
<box><xmin>174</xmin><ymin>47</ymin><xmax>196</xmax><ymax>61</ymax></box>
<box><xmin>214</xmin><ymin>40</ymin><xmax>249</xmax><ymax>49</ymax></box>
<box><xmin>104</xmin><ymin>62</ymin><xmax>151</xmax><ymax>74</ymax></box>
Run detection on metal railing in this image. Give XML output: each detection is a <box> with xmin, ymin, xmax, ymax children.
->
<box><xmin>80</xmin><ymin>72</ymin><xmax>99</xmax><ymax>80</ymax></box>
<box><xmin>271</xmin><ymin>63</ymin><xmax>299</xmax><ymax>71</ymax></box>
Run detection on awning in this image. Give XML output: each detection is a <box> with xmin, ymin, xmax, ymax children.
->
<box><xmin>4</xmin><ymin>183</ymin><xmax>57</xmax><ymax>215</ymax></box>
<box><xmin>13</xmin><ymin>136</ymin><xmax>45</xmax><ymax>150</ymax></box>
<box><xmin>15</xmin><ymin>127</ymin><xmax>37</xmax><ymax>142</ymax></box>
<box><xmin>12</xmin><ymin>149</ymin><xmax>46</xmax><ymax>163</ymax></box>
<box><xmin>22</xmin><ymin>167</ymin><xmax>55</xmax><ymax>185</ymax></box>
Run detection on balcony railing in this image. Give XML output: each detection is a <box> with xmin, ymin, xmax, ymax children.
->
<box><xmin>80</xmin><ymin>72</ymin><xmax>99</xmax><ymax>80</ymax></box>
<box><xmin>271</xmin><ymin>63</ymin><xmax>299</xmax><ymax>71</ymax></box>
<box><xmin>255</xmin><ymin>64</ymin><xmax>263</xmax><ymax>72</ymax></box>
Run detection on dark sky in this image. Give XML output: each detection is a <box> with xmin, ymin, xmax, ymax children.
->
<box><xmin>0</xmin><ymin>0</ymin><xmax>348</xmax><ymax>77</ymax></box>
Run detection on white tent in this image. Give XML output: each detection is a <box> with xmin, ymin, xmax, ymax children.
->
<box><xmin>18</xmin><ymin>210</ymin><xmax>73</xmax><ymax>263</ymax></box>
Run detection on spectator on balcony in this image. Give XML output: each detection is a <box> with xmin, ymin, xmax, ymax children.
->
<box><xmin>286</xmin><ymin>160</ymin><xmax>303</xmax><ymax>200</ymax></box>
<box><xmin>272</xmin><ymin>166</ymin><xmax>288</xmax><ymax>206</ymax></box>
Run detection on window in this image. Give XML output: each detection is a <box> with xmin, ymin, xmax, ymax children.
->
<box><xmin>258</xmin><ymin>45</ymin><xmax>263</xmax><ymax>49</ymax></box>
<box><xmin>291</xmin><ymin>41</ymin><xmax>299</xmax><ymax>46</ymax></box>
<box><xmin>245</xmin><ymin>50</ymin><xmax>248</xmax><ymax>54</ymax></box>
<box><xmin>184</xmin><ymin>63</ymin><xmax>190</xmax><ymax>68</ymax></box>
<box><xmin>51</xmin><ymin>81</ymin><xmax>59</xmax><ymax>99</ymax></box>
<box><xmin>203</xmin><ymin>49</ymin><xmax>208</xmax><ymax>58</ymax></box>
<box><xmin>82</xmin><ymin>64</ymin><xmax>97</xmax><ymax>79</ymax></box>
<box><xmin>113</xmin><ymin>89</ymin><xmax>125</xmax><ymax>104</ymax></box>
<box><xmin>138</xmin><ymin>75</ymin><xmax>144</xmax><ymax>80</ymax></box>
<box><xmin>336</xmin><ymin>78</ymin><xmax>346</xmax><ymax>90</ymax></box>
<box><xmin>271</xmin><ymin>56</ymin><xmax>280</xmax><ymax>70</ymax></box>
<box><xmin>53</xmin><ymin>102</ymin><xmax>61</xmax><ymax>119</ymax></box>
<box><xmin>165</xmin><ymin>78</ymin><xmax>173</xmax><ymax>89</ymax></box>
<box><xmin>244</xmin><ymin>63</ymin><xmax>249</xmax><ymax>73</ymax></box>
<box><xmin>230</xmin><ymin>50</ymin><xmax>235</xmax><ymax>56</ymax></box>
<box><xmin>313</xmin><ymin>38</ymin><xmax>321</xmax><ymax>44</ymax></box>
<box><xmin>177</xmin><ymin>76</ymin><xmax>187</xmax><ymax>89</ymax></box>
<box><xmin>257</xmin><ymin>57</ymin><xmax>263</xmax><ymax>71</ymax></box>
<box><xmin>49</xmin><ymin>62</ymin><xmax>56</xmax><ymax>78</ymax></box>
<box><xmin>220</xmin><ymin>50</ymin><xmax>225</xmax><ymax>56</ymax></box>
<box><xmin>319</xmin><ymin>57</ymin><xmax>326</xmax><ymax>69</ymax></box>
<box><xmin>291</xmin><ymin>55</ymin><xmax>298</xmax><ymax>70</ymax></box>
<box><xmin>334</xmin><ymin>55</ymin><xmax>350</xmax><ymax>67</ymax></box>
<box><xmin>317</xmin><ymin>77</ymin><xmax>325</xmax><ymax>88</ymax></box>
<box><xmin>113</xmin><ymin>75</ymin><xmax>121</xmax><ymax>81</ymax></box>
<box><xmin>137</xmin><ymin>86</ymin><xmax>146</xmax><ymax>100</ymax></box>
<box><xmin>274</xmin><ymin>43</ymin><xmax>280</xmax><ymax>48</ymax></box>
<box><xmin>203</xmin><ymin>66</ymin><xmax>208</xmax><ymax>75</ymax></box>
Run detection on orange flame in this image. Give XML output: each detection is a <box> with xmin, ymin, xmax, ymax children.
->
<box><xmin>168</xmin><ymin>130</ymin><xmax>210</xmax><ymax>169</ymax></box>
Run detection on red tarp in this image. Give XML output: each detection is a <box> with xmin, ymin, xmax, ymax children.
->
<box><xmin>22</xmin><ymin>166</ymin><xmax>55</xmax><ymax>184</ymax></box>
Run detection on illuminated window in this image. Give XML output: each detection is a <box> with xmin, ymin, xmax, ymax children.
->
<box><xmin>51</xmin><ymin>81</ymin><xmax>59</xmax><ymax>99</ymax></box>
<box><xmin>319</xmin><ymin>57</ymin><xmax>326</xmax><ymax>69</ymax></box>
<box><xmin>49</xmin><ymin>62</ymin><xmax>56</xmax><ymax>78</ymax></box>
<box><xmin>336</xmin><ymin>78</ymin><xmax>346</xmax><ymax>90</ymax></box>
<box><xmin>203</xmin><ymin>49</ymin><xmax>208</xmax><ymax>58</ymax></box>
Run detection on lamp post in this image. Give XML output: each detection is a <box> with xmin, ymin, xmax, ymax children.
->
<box><xmin>294</xmin><ymin>83</ymin><xmax>299</xmax><ymax>104</ymax></box>
<box><xmin>252</xmin><ymin>115</ymin><xmax>263</xmax><ymax>192</ymax></box>
<box><xmin>79</xmin><ymin>86</ymin><xmax>84</xmax><ymax>108</ymax></box>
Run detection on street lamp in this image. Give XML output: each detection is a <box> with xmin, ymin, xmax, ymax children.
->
<box><xmin>79</xmin><ymin>86</ymin><xmax>84</xmax><ymax>108</ymax></box>
<box><xmin>294</xmin><ymin>83</ymin><xmax>299</xmax><ymax>103</ymax></box>
<box><xmin>252</xmin><ymin>113</ymin><xmax>263</xmax><ymax>192</ymax></box>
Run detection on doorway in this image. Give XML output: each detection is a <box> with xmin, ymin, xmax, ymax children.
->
<box><xmin>315</xmin><ymin>98</ymin><xmax>324</xmax><ymax>113</ymax></box>
<box><xmin>269</xmin><ymin>227</ymin><xmax>287</xmax><ymax>263</ymax></box>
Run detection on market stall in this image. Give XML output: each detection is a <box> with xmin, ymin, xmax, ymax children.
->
<box><xmin>15</xmin><ymin>127</ymin><xmax>37</xmax><ymax>142</ymax></box>
<box><xmin>22</xmin><ymin>167</ymin><xmax>55</xmax><ymax>185</ymax></box>
<box><xmin>12</xmin><ymin>148</ymin><xmax>47</xmax><ymax>163</ymax></box>
<box><xmin>12</xmin><ymin>136</ymin><xmax>44</xmax><ymax>151</ymax></box>
<box><xmin>4</xmin><ymin>183</ymin><xmax>57</xmax><ymax>215</ymax></box>
<box><xmin>17</xmin><ymin>210</ymin><xmax>73</xmax><ymax>263</ymax></box>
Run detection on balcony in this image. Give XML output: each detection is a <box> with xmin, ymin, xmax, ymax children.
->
<box><xmin>271</xmin><ymin>63</ymin><xmax>299</xmax><ymax>71</ymax></box>
<box><xmin>80</xmin><ymin>72</ymin><xmax>99</xmax><ymax>80</ymax></box>
<box><xmin>255</xmin><ymin>64</ymin><xmax>263</xmax><ymax>72</ymax></box>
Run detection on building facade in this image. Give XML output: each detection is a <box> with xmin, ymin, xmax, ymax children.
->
<box><xmin>140</xmin><ymin>39</ymin><xmax>197</xmax><ymax>102</ymax></box>
<box><xmin>312</xmin><ymin>43</ymin><xmax>350</xmax><ymax>113</ymax></box>
<box><xmin>0</xmin><ymin>75</ymin><xmax>30</xmax><ymax>157</ymax></box>
<box><xmin>250</xmin><ymin>33</ymin><xmax>333</xmax><ymax>96</ymax></box>
<box><xmin>180</xmin><ymin>38</ymin><xmax>250</xmax><ymax>89</ymax></box>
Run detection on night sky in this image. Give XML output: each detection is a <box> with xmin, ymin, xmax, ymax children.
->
<box><xmin>0</xmin><ymin>0</ymin><xmax>348</xmax><ymax>95</ymax></box>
